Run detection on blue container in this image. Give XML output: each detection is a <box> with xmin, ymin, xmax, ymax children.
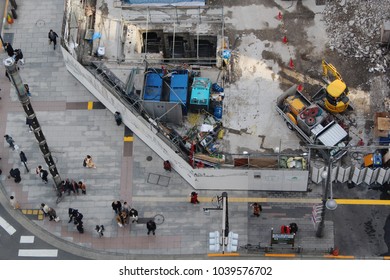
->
<box><xmin>214</xmin><ymin>105</ymin><xmax>223</xmax><ymax>120</ymax></box>
<box><xmin>212</xmin><ymin>83</ymin><xmax>224</xmax><ymax>93</ymax></box>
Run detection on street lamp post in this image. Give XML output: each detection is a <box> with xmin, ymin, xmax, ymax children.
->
<box><xmin>315</xmin><ymin>156</ymin><xmax>337</xmax><ymax>237</ymax></box>
<box><xmin>243</xmin><ymin>151</ymin><xmax>249</xmax><ymax>169</ymax></box>
<box><xmin>3</xmin><ymin>57</ymin><xmax>63</xmax><ymax>199</ymax></box>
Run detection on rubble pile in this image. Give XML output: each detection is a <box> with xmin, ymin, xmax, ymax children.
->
<box><xmin>324</xmin><ymin>0</ymin><xmax>390</xmax><ymax>73</ymax></box>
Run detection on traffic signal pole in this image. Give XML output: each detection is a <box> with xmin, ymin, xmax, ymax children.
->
<box><xmin>3</xmin><ymin>57</ymin><xmax>63</xmax><ymax>198</ymax></box>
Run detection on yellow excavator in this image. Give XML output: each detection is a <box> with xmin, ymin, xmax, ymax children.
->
<box><xmin>321</xmin><ymin>60</ymin><xmax>351</xmax><ymax>113</ymax></box>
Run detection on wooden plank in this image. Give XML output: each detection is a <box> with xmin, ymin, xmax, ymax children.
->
<box><xmin>378</xmin><ymin>117</ymin><xmax>390</xmax><ymax>131</ymax></box>
<box><xmin>234</xmin><ymin>158</ymin><xmax>278</xmax><ymax>168</ymax></box>
<box><xmin>194</xmin><ymin>154</ymin><xmax>225</xmax><ymax>164</ymax></box>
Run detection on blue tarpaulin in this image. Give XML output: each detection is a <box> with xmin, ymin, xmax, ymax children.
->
<box><xmin>92</xmin><ymin>32</ymin><xmax>102</xmax><ymax>41</ymax></box>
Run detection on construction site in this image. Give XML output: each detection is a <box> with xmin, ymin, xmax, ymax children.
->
<box><xmin>62</xmin><ymin>0</ymin><xmax>390</xmax><ymax>191</ymax></box>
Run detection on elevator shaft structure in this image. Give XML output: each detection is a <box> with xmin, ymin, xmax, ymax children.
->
<box><xmin>3</xmin><ymin>57</ymin><xmax>63</xmax><ymax>196</ymax></box>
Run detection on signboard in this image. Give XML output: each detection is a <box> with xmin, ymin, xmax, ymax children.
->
<box><xmin>270</xmin><ymin>228</ymin><xmax>295</xmax><ymax>248</ymax></box>
<box><xmin>271</xmin><ymin>233</ymin><xmax>295</xmax><ymax>245</ymax></box>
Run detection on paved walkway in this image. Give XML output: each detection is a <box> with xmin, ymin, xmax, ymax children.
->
<box><xmin>0</xmin><ymin>0</ymin><xmax>335</xmax><ymax>259</ymax></box>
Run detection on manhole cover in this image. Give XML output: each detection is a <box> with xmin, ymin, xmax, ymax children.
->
<box><xmin>146</xmin><ymin>156</ymin><xmax>153</xmax><ymax>161</ymax></box>
<box><xmin>36</xmin><ymin>19</ymin><xmax>45</xmax><ymax>28</ymax></box>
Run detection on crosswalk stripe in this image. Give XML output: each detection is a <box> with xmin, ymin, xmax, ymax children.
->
<box><xmin>20</xmin><ymin>236</ymin><xmax>35</xmax><ymax>243</ymax></box>
<box><xmin>18</xmin><ymin>249</ymin><xmax>58</xmax><ymax>257</ymax></box>
<box><xmin>0</xmin><ymin>216</ymin><xmax>16</xmax><ymax>235</ymax></box>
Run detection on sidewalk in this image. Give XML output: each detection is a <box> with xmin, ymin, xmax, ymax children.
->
<box><xmin>0</xmin><ymin>0</ymin><xmax>334</xmax><ymax>259</ymax></box>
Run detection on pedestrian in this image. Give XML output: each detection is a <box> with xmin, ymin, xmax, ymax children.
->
<box><xmin>9</xmin><ymin>196</ymin><xmax>20</xmax><ymax>209</ymax></box>
<box><xmin>289</xmin><ymin>223</ymin><xmax>298</xmax><ymax>234</ymax></box>
<box><xmin>41</xmin><ymin>203</ymin><xmax>50</xmax><ymax>217</ymax></box>
<box><xmin>111</xmin><ymin>200</ymin><xmax>122</xmax><ymax>214</ymax></box>
<box><xmin>121</xmin><ymin>210</ymin><xmax>129</xmax><ymax>225</ymax></box>
<box><xmin>73</xmin><ymin>211</ymin><xmax>83</xmax><ymax>225</ymax></box>
<box><xmin>62</xmin><ymin>179</ymin><xmax>74</xmax><ymax>195</ymax></box>
<box><xmin>95</xmin><ymin>225</ymin><xmax>105</xmax><ymax>237</ymax></box>
<box><xmin>122</xmin><ymin>201</ymin><xmax>131</xmax><ymax>214</ymax></box>
<box><xmin>116</xmin><ymin>211</ymin><xmax>127</xmax><ymax>227</ymax></box>
<box><xmin>36</xmin><ymin>165</ymin><xmax>49</xmax><ymax>184</ymax></box>
<box><xmin>114</xmin><ymin>111</ymin><xmax>122</xmax><ymax>126</ymax></box>
<box><xmin>84</xmin><ymin>155</ymin><xmax>96</xmax><ymax>168</ymax></box>
<box><xmin>47</xmin><ymin>207</ymin><xmax>58</xmax><ymax>221</ymax></box>
<box><xmin>24</xmin><ymin>84</ymin><xmax>31</xmax><ymax>97</ymax></box>
<box><xmin>163</xmin><ymin>160</ymin><xmax>172</xmax><ymax>172</ymax></box>
<box><xmin>9</xmin><ymin>168</ymin><xmax>21</xmax><ymax>183</ymax></box>
<box><xmin>250</xmin><ymin>202</ymin><xmax>262</xmax><ymax>217</ymax></box>
<box><xmin>26</xmin><ymin>116</ymin><xmax>33</xmax><ymax>132</ymax></box>
<box><xmin>4</xmin><ymin>42</ymin><xmax>14</xmax><ymax>57</ymax></box>
<box><xmin>48</xmin><ymin>29</ymin><xmax>59</xmax><ymax>50</ymax></box>
<box><xmin>146</xmin><ymin>220</ymin><xmax>156</xmax><ymax>235</ymax></box>
<box><xmin>13</xmin><ymin>49</ymin><xmax>24</xmax><ymax>65</ymax></box>
<box><xmin>20</xmin><ymin>151</ymin><xmax>29</xmax><ymax>172</ymax></box>
<box><xmin>4</xmin><ymin>134</ymin><xmax>16</xmax><ymax>150</ymax></box>
<box><xmin>129</xmin><ymin>208</ymin><xmax>138</xmax><ymax>223</ymax></box>
<box><xmin>190</xmin><ymin>191</ymin><xmax>200</xmax><ymax>204</ymax></box>
<box><xmin>71</xmin><ymin>179</ymin><xmax>79</xmax><ymax>194</ymax></box>
<box><xmin>68</xmin><ymin>208</ymin><xmax>79</xmax><ymax>223</ymax></box>
<box><xmin>78</xmin><ymin>181</ymin><xmax>86</xmax><ymax>194</ymax></box>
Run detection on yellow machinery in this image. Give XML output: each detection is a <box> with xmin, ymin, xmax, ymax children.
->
<box><xmin>322</xmin><ymin>60</ymin><xmax>350</xmax><ymax>113</ymax></box>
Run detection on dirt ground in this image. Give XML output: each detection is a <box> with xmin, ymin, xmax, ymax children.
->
<box><xmin>215</xmin><ymin>0</ymin><xmax>389</xmax><ymax>154</ymax></box>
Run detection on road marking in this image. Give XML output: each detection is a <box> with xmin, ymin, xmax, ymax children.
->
<box><xmin>133</xmin><ymin>196</ymin><xmax>390</xmax><ymax>206</ymax></box>
<box><xmin>0</xmin><ymin>216</ymin><xmax>16</xmax><ymax>235</ymax></box>
<box><xmin>335</xmin><ymin>199</ymin><xmax>390</xmax><ymax>205</ymax></box>
<box><xmin>324</xmin><ymin>254</ymin><xmax>355</xmax><ymax>259</ymax></box>
<box><xmin>208</xmin><ymin>253</ymin><xmax>240</xmax><ymax>257</ymax></box>
<box><xmin>264</xmin><ymin>253</ymin><xmax>296</xmax><ymax>257</ymax></box>
<box><xmin>18</xmin><ymin>249</ymin><xmax>58</xmax><ymax>257</ymax></box>
<box><xmin>20</xmin><ymin>236</ymin><xmax>35</xmax><ymax>243</ymax></box>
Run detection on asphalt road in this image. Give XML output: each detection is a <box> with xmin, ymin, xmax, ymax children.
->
<box><xmin>331</xmin><ymin>204</ymin><xmax>390</xmax><ymax>257</ymax></box>
<box><xmin>0</xmin><ymin>204</ymin><xmax>87</xmax><ymax>260</ymax></box>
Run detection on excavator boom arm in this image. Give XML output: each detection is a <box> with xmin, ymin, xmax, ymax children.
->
<box><xmin>322</xmin><ymin>59</ymin><xmax>344</xmax><ymax>82</ymax></box>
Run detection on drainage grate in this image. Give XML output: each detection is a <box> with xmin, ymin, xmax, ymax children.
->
<box><xmin>147</xmin><ymin>173</ymin><xmax>170</xmax><ymax>187</ymax></box>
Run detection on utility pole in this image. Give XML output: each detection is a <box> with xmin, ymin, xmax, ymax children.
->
<box><xmin>221</xmin><ymin>192</ymin><xmax>229</xmax><ymax>253</ymax></box>
<box><xmin>3</xmin><ymin>57</ymin><xmax>63</xmax><ymax>198</ymax></box>
<box><xmin>316</xmin><ymin>156</ymin><xmax>335</xmax><ymax>238</ymax></box>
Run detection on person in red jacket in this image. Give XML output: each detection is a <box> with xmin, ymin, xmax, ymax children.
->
<box><xmin>190</xmin><ymin>192</ymin><xmax>200</xmax><ymax>204</ymax></box>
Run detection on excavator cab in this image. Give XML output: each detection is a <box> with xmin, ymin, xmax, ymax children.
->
<box><xmin>322</xmin><ymin>60</ymin><xmax>351</xmax><ymax>114</ymax></box>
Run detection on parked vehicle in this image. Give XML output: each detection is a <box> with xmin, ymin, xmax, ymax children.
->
<box><xmin>276</xmin><ymin>85</ymin><xmax>349</xmax><ymax>160</ymax></box>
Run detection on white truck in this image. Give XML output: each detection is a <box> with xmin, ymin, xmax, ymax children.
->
<box><xmin>276</xmin><ymin>85</ymin><xmax>349</xmax><ymax>160</ymax></box>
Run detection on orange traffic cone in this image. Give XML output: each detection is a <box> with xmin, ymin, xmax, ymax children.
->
<box><xmin>282</xmin><ymin>35</ymin><xmax>288</xmax><ymax>44</ymax></box>
<box><xmin>331</xmin><ymin>247</ymin><xmax>339</xmax><ymax>256</ymax></box>
<box><xmin>297</xmin><ymin>84</ymin><xmax>303</xmax><ymax>91</ymax></box>
<box><xmin>288</xmin><ymin>58</ymin><xmax>294</xmax><ymax>69</ymax></box>
<box><xmin>277</xmin><ymin>11</ymin><xmax>283</xmax><ymax>20</ymax></box>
